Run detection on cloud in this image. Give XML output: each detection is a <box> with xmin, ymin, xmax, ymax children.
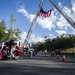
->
<box><xmin>71</xmin><ymin>0</ymin><xmax>75</xmax><ymax>22</ymax></box>
<box><xmin>37</xmin><ymin>17</ymin><xmax>56</xmax><ymax>30</ymax></box>
<box><xmin>19</xmin><ymin>31</ymin><xmax>44</xmax><ymax>44</ymax></box>
<box><xmin>49</xmin><ymin>34</ymin><xmax>56</xmax><ymax>39</ymax></box>
<box><xmin>17</xmin><ymin>1</ymin><xmax>75</xmax><ymax>43</ymax></box>
<box><xmin>71</xmin><ymin>0</ymin><xmax>75</xmax><ymax>12</ymax></box>
<box><xmin>17</xmin><ymin>5</ymin><xmax>56</xmax><ymax>30</ymax></box>
<box><xmin>17</xmin><ymin>2</ymin><xmax>75</xmax><ymax>31</ymax></box>
<box><xmin>19</xmin><ymin>32</ymin><xmax>27</xmax><ymax>44</ymax></box>
<box><xmin>31</xmin><ymin>34</ymin><xmax>44</xmax><ymax>43</ymax></box>
<box><xmin>55</xmin><ymin>3</ymin><xmax>73</xmax><ymax>30</ymax></box>
<box><xmin>17</xmin><ymin>6</ymin><xmax>35</xmax><ymax>22</ymax></box>
<box><xmin>55</xmin><ymin>30</ymin><xmax>67</xmax><ymax>35</ymax></box>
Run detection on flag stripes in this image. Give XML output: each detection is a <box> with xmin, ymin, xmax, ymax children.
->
<box><xmin>38</xmin><ymin>8</ymin><xmax>52</xmax><ymax>18</ymax></box>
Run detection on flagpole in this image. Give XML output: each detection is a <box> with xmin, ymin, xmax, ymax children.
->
<box><xmin>49</xmin><ymin>0</ymin><xmax>75</xmax><ymax>29</ymax></box>
<box><xmin>24</xmin><ymin>0</ymin><xmax>44</xmax><ymax>46</ymax></box>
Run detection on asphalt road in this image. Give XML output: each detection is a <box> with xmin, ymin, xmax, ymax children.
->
<box><xmin>0</xmin><ymin>54</ymin><xmax>75</xmax><ymax>75</ymax></box>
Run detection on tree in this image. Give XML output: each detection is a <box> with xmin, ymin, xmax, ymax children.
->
<box><xmin>14</xmin><ymin>28</ymin><xmax>21</xmax><ymax>40</ymax></box>
<box><xmin>8</xmin><ymin>14</ymin><xmax>21</xmax><ymax>40</ymax></box>
<box><xmin>35</xmin><ymin>42</ymin><xmax>43</xmax><ymax>52</ymax></box>
<box><xmin>9</xmin><ymin>13</ymin><xmax>16</xmax><ymax>39</ymax></box>
<box><xmin>0</xmin><ymin>19</ymin><xmax>7</xmax><ymax>42</ymax></box>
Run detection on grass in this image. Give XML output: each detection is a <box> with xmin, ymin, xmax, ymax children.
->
<box><xmin>60</xmin><ymin>48</ymin><xmax>75</xmax><ymax>55</ymax></box>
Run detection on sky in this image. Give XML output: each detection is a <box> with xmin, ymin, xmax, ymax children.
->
<box><xmin>0</xmin><ymin>0</ymin><xmax>75</xmax><ymax>44</ymax></box>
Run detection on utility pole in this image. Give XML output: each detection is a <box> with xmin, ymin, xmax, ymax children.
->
<box><xmin>49</xmin><ymin>0</ymin><xmax>75</xmax><ymax>29</ymax></box>
<box><xmin>10</xmin><ymin>13</ymin><xmax>16</xmax><ymax>39</ymax></box>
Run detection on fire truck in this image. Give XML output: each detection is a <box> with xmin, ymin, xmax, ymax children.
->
<box><xmin>23</xmin><ymin>0</ymin><xmax>75</xmax><ymax>56</ymax></box>
<box><xmin>0</xmin><ymin>39</ymin><xmax>23</xmax><ymax>60</ymax></box>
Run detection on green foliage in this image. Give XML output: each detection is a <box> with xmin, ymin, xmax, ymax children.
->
<box><xmin>8</xmin><ymin>14</ymin><xmax>21</xmax><ymax>40</ymax></box>
<box><xmin>60</xmin><ymin>48</ymin><xmax>75</xmax><ymax>54</ymax></box>
<box><xmin>34</xmin><ymin>34</ymin><xmax>75</xmax><ymax>52</ymax></box>
<box><xmin>14</xmin><ymin>28</ymin><xmax>21</xmax><ymax>40</ymax></box>
<box><xmin>0</xmin><ymin>20</ymin><xmax>7</xmax><ymax>42</ymax></box>
<box><xmin>0</xmin><ymin>18</ymin><xmax>21</xmax><ymax>42</ymax></box>
<box><xmin>7</xmin><ymin>28</ymin><xmax>21</xmax><ymax>40</ymax></box>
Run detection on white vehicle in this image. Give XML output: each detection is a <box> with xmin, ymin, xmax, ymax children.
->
<box><xmin>28</xmin><ymin>47</ymin><xmax>37</xmax><ymax>56</ymax></box>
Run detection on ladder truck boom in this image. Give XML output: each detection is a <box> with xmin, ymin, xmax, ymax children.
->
<box><xmin>24</xmin><ymin>0</ymin><xmax>44</xmax><ymax>46</ymax></box>
<box><xmin>49</xmin><ymin>0</ymin><xmax>75</xmax><ymax>29</ymax></box>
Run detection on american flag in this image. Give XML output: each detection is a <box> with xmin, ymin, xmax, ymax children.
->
<box><xmin>44</xmin><ymin>36</ymin><xmax>47</xmax><ymax>38</ymax></box>
<box><xmin>38</xmin><ymin>8</ymin><xmax>52</xmax><ymax>18</ymax></box>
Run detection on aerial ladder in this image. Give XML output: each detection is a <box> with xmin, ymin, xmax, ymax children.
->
<box><xmin>23</xmin><ymin>0</ymin><xmax>44</xmax><ymax>47</ymax></box>
<box><xmin>49</xmin><ymin>0</ymin><xmax>75</xmax><ymax>29</ymax></box>
<box><xmin>23</xmin><ymin>0</ymin><xmax>75</xmax><ymax>48</ymax></box>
